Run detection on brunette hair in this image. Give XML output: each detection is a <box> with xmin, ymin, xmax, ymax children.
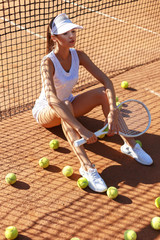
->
<box><xmin>46</xmin><ymin>18</ymin><xmax>55</xmax><ymax>54</ymax></box>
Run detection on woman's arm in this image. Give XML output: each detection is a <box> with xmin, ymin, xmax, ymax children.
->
<box><xmin>41</xmin><ymin>58</ymin><xmax>96</xmax><ymax>141</ymax></box>
<box><xmin>77</xmin><ymin>50</ymin><xmax>118</xmax><ymax>135</ymax></box>
<box><xmin>77</xmin><ymin>50</ymin><xmax>117</xmax><ymax>109</ymax></box>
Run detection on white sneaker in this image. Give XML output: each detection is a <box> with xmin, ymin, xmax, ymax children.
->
<box><xmin>79</xmin><ymin>167</ymin><xmax>107</xmax><ymax>193</ymax></box>
<box><xmin>121</xmin><ymin>143</ymin><xmax>153</xmax><ymax>165</ymax></box>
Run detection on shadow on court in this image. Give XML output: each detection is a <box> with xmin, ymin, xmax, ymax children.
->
<box><xmin>47</xmin><ymin>115</ymin><xmax>160</xmax><ymax>189</ymax></box>
<box><xmin>137</xmin><ymin>224</ymin><xmax>160</xmax><ymax>240</ymax></box>
<box><xmin>17</xmin><ymin>235</ymin><xmax>32</xmax><ymax>240</ymax></box>
<box><xmin>12</xmin><ymin>181</ymin><xmax>30</xmax><ymax>190</ymax></box>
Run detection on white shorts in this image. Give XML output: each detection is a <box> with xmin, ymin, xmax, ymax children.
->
<box><xmin>32</xmin><ymin>94</ymin><xmax>77</xmax><ymax>123</ymax></box>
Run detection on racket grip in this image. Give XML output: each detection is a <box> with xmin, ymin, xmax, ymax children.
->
<box><xmin>74</xmin><ymin>138</ymin><xmax>86</xmax><ymax>147</ymax></box>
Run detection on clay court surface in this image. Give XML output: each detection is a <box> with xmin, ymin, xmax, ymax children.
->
<box><xmin>1</xmin><ymin>1</ymin><xmax>160</xmax><ymax>239</ymax></box>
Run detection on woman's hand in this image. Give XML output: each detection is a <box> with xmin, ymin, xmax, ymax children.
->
<box><xmin>78</xmin><ymin>126</ymin><xmax>98</xmax><ymax>144</ymax></box>
<box><xmin>107</xmin><ymin>109</ymin><xmax>119</xmax><ymax>136</ymax></box>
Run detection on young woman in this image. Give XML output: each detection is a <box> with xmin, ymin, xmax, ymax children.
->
<box><xmin>32</xmin><ymin>13</ymin><xmax>153</xmax><ymax>193</ymax></box>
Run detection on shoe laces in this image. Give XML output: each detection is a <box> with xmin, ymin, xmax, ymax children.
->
<box><xmin>125</xmin><ymin>143</ymin><xmax>139</xmax><ymax>155</ymax></box>
<box><xmin>133</xmin><ymin>143</ymin><xmax>142</xmax><ymax>153</ymax></box>
<box><xmin>88</xmin><ymin>169</ymin><xmax>102</xmax><ymax>184</ymax></box>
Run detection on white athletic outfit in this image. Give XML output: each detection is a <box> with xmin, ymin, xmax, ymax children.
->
<box><xmin>32</xmin><ymin>48</ymin><xmax>79</xmax><ymax>123</ymax></box>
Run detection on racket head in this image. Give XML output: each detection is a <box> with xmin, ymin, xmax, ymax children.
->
<box><xmin>117</xmin><ymin>99</ymin><xmax>151</xmax><ymax>137</ymax></box>
<box><xmin>73</xmin><ymin>99</ymin><xmax>151</xmax><ymax>147</ymax></box>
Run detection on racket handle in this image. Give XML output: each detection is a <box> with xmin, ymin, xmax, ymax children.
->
<box><xmin>74</xmin><ymin>138</ymin><xmax>86</xmax><ymax>147</ymax></box>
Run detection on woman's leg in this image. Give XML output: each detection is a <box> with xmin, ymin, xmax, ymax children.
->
<box><xmin>60</xmin><ymin>87</ymin><xmax>109</xmax><ymax>170</ymax></box>
<box><xmin>36</xmin><ymin>102</ymin><xmax>93</xmax><ymax>169</ymax></box>
<box><xmin>71</xmin><ymin>88</ymin><xmax>137</xmax><ymax>147</ymax></box>
<box><xmin>61</xmin><ymin>99</ymin><xmax>108</xmax><ymax>192</ymax></box>
<box><xmin>72</xmin><ymin>87</ymin><xmax>109</xmax><ymax>118</ymax></box>
<box><xmin>42</xmin><ymin>87</ymin><xmax>110</xmax><ymax>172</ymax></box>
<box><xmin>61</xmin><ymin>101</ymin><xmax>93</xmax><ymax>171</ymax></box>
<box><xmin>38</xmin><ymin>106</ymin><xmax>61</xmax><ymax>128</ymax></box>
<box><xmin>121</xmin><ymin>136</ymin><xmax>136</xmax><ymax>147</ymax></box>
<box><xmin>36</xmin><ymin>87</ymin><xmax>109</xmax><ymax>170</ymax></box>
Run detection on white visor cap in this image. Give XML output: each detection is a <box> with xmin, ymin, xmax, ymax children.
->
<box><xmin>51</xmin><ymin>13</ymin><xmax>83</xmax><ymax>35</ymax></box>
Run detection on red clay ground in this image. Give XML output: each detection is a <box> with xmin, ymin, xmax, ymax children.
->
<box><xmin>1</xmin><ymin>1</ymin><xmax>160</xmax><ymax>239</ymax></box>
<box><xmin>1</xmin><ymin>60</ymin><xmax>160</xmax><ymax>240</ymax></box>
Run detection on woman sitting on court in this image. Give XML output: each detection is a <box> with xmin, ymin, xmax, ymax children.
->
<box><xmin>32</xmin><ymin>13</ymin><xmax>153</xmax><ymax>193</ymax></box>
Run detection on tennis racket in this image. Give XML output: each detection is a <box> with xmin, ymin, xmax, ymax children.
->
<box><xmin>74</xmin><ymin>99</ymin><xmax>151</xmax><ymax>147</ymax></box>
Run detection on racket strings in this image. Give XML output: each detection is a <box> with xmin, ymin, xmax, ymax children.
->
<box><xmin>118</xmin><ymin>101</ymin><xmax>150</xmax><ymax>136</ymax></box>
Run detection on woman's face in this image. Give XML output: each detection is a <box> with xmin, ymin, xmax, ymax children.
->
<box><xmin>53</xmin><ymin>29</ymin><xmax>76</xmax><ymax>48</ymax></box>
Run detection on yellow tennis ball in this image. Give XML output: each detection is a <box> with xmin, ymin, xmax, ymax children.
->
<box><xmin>121</xmin><ymin>81</ymin><xmax>129</xmax><ymax>89</ymax></box>
<box><xmin>135</xmin><ymin>140</ymin><xmax>142</xmax><ymax>147</ymax></box>
<box><xmin>151</xmin><ymin>217</ymin><xmax>160</xmax><ymax>230</ymax></box>
<box><xmin>5</xmin><ymin>226</ymin><xmax>18</xmax><ymax>240</ymax></box>
<box><xmin>155</xmin><ymin>197</ymin><xmax>160</xmax><ymax>208</ymax></box>
<box><xmin>116</xmin><ymin>101</ymin><xmax>122</xmax><ymax>110</ymax></box>
<box><xmin>107</xmin><ymin>186</ymin><xmax>118</xmax><ymax>199</ymax></box>
<box><xmin>49</xmin><ymin>139</ymin><xmax>59</xmax><ymax>150</ymax></box>
<box><xmin>99</xmin><ymin>126</ymin><xmax>109</xmax><ymax>138</ymax></box>
<box><xmin>98</xmin><ymin>134</ymin><xmax>106</xmax><ymax>139</ymax></box>
<box><xmin>5</xmin><ymin>173</ymin><xmax>17</xmax><ymax>185</ymax></box>
<box><xmin>62</xmin><ymin>166</ymin><xmax>73</xmax><ymax>177</ymax></box>
<box><xmin>124</xmin><ymin>230</ymin><xmax>137</xmax><ymax>240</ymax></box>
<box><xmin>39</xmin><ymin>157</ymin><xmax>49</xmax><ymax>168</ymax></box>
<box><xmin>77</xmin><ymin>177</ymin><xmax>88</xmax><ymax>189</ymax></box>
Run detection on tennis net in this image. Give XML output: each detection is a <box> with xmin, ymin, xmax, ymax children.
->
<box><xmin>0</xmin><ymin>0</ymin><xmax>160</xmax><ymax>120</ymax></box>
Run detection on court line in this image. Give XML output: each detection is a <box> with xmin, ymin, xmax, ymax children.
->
<box><xmin>0</xmin><ymin>17</ymin><xmax>46</xmax><ymax>40</ymax></box>
<box><xmin>145</xmin><ymin>88</ymin><xmax>160</xmax><ymax>98</ymax></box>
<box><xmin>64</xmin><ymin>0</ymin><xmax>160</xmax><ymax>37</ymax></box>
<box><xmin>1</xmin><ymin>3</ymin><xmax>160</xmax><ymax>40</ymax></box>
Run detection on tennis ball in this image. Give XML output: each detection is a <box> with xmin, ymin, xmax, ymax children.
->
<box><xmin>62</xmin><ymin>166</ymin><xmax>73</xmax><ymax>177</ymax></box>
<box><xmin>116</xmin><ymin>101</ymin><xmax>122</xmax><ymax>110</ymax></box>
<box><xmin>77</xmin><ymin>177</ymin><xmax>88</xmax><ymax>189</ymax></box>
<box><xmin>5</xmin><ymin>226</ymin><xmax>18</xmax><ymax>240</ymax></box>
<box><xmin>124</xmin><ymin>230</ymin><xmax>137</xmax><ymax>240</ymax></box>
<box><xmin>49</xmin><ymin>139</ymin><xmax>59</xmax><ymax>150</ymax></box>
<box><xmin>98</xmin><ymin>134</ymin><xmax>106</xmax><ymax>139</ymax></box>
<box><xmin>121</xmin><ymin>81</ymin><xmax>129</xmax><ymax>89</ymax></box>
<box><xmin>151</xmin><ymin>217</ymin><xmax>160</xmax><ymax>230</ymax></box>
<box><xmin>99</xmin><ymin>126</ymin><xmax>109</xmax><ymax>138</ymax></box>
<box><xmin>155</xmin><ymin>197</ymin><xmax>160</xmax><ymax>208</ymax></box>
<box><xmin>107</xmin><ymin>186</ymin><xmax>118</xmax><ymax>199</ymax></box>
<box><xmin>5</xmin><ymin>173</ymin><xmax>17</xmax><ymax>185</ymax></box>
<box><xmin>135</xmin><ymin>140</ymin><xmax>142</xmax><ymax>147</ymax></box>
<box><xmin>39</xmin><ymin>157</ymin><xmax>49</xmax><ymax>168</ymax></box>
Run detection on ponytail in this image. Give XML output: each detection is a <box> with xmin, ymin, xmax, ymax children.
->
<box><xmin>46</xmin><ymin>18</ymin><xmax>55</xmax><ymax>54</ymax></box>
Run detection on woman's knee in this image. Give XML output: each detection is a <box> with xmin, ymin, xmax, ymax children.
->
<box><xmin>38</xmin><ymin>108</ymin><xmax>61</xmax><ymax>128</ymax></box>
<box><xmin>95</xmin><ymin>87</ymin><xmax>108</xmax><ymax>103</ymax></box>
<box><xmin>64</xmin><ymin>100</ymin><xmax>74</xmax><ymax>114</ymax></box>
<box><xmin>64</xmin><ymin>100</ymin><xmax>71</xmax><ymax>107</ymax></box>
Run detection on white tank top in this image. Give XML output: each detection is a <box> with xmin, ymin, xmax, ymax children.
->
<box><xmin>38</xmin><ymin>48</ymin><xmax>79</xmax><ymax>102</ymax></box>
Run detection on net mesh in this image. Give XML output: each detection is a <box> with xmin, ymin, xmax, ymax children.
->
<box><xmin>0</xmin><ymin>0</ymin><xmax>160</xmax><ymax>120</ymax></box>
